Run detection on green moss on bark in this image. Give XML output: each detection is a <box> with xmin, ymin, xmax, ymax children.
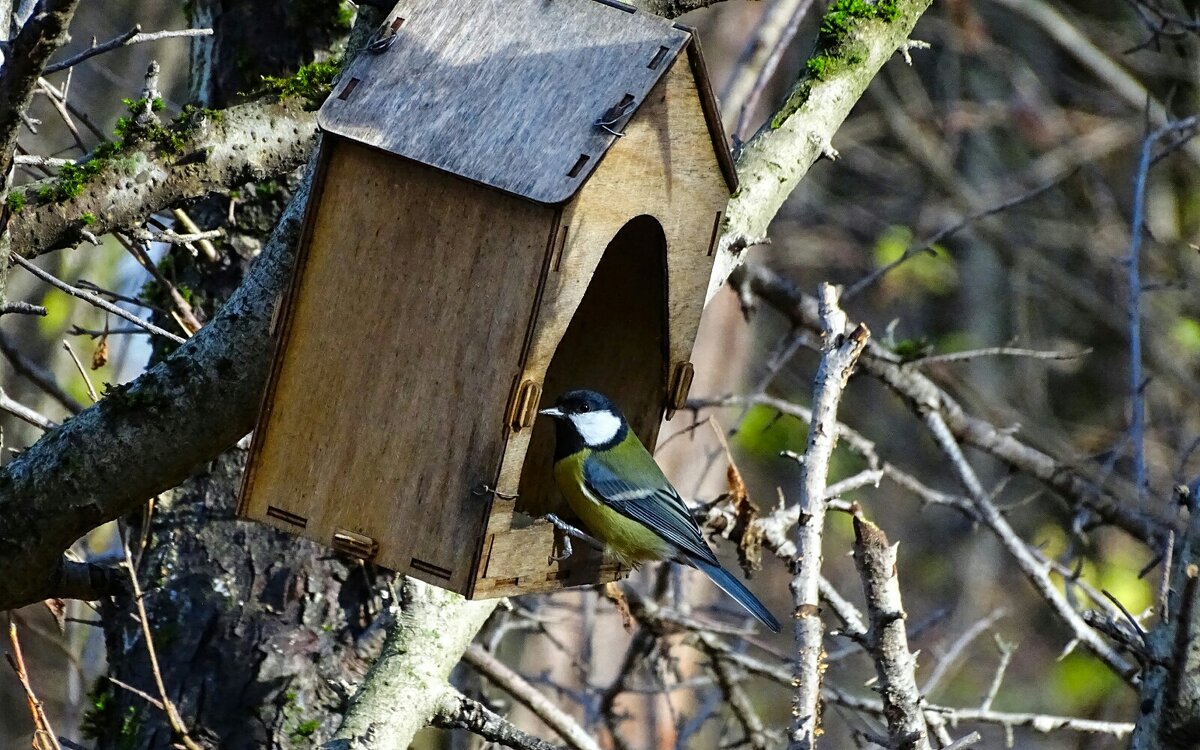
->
<box><xmin>771</xmin><ymin>0</ymin><xmax>905</xmax><ymax>129</ymax></box>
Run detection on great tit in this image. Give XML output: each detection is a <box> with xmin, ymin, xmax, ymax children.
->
<box><xmin>539</xmin><ymin>389</ymin><xmax>781</xmax><ymax>633</ymax></box>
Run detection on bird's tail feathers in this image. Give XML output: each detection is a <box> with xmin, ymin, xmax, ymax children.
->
<box><xmin>693</xmin><ymin>558</ymin><xmax>781</xmax><ymax>633</ymax></box>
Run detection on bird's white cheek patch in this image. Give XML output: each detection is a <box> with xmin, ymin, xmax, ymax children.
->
<box><xmin>571</xmin><ymin>410</ymin><xmax>622</xmax><ymax>446</ymax></box>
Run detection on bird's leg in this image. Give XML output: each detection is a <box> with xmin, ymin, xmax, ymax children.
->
<box><xmin>546</xmin><ymin>514</ymin><xmax>604</xmax><ymax>562</ymax></box>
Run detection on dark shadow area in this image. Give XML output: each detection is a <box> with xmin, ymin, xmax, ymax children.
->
<box><xmin>517</xmin><ymin>214</ymin><xmax>670</xmax><ymax>520</ymax></box>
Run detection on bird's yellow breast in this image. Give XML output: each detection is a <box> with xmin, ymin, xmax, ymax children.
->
<box><xmin>553</xmin><ymin>450</ymin><xmax>671</xmax><ymax>567</ymax></box>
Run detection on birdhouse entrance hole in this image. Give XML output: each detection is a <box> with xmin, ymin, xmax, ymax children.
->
<box><xmin>517</xmin><ymin>215</ymin><xmax>669</xmax><ymax>521</ymax></box>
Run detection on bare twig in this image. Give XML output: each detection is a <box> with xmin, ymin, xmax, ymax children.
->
<box><xmin>45</xmin><ymin>26</ymin><xmax>214</xmax><ymax>74</ymax></box>
<box><xmin>61</xmin><ymin>341</ymin><xmax>98</xmax><ymax>403</ymax></box>
<box><xmin>921</xmin><ymin>608</ymin><xmax>1006</xmax><ymax>697</ymax></box>
<box><xmin>844</xmin><ymin>171</ymin><xmax>1071</xmax><ymax>300</ymax></box>
<box><xmin>789</xmin><ymin>283</ymin><xmax>869</xmax><ymax>749</ymax></box>
<box><xmin>5</xmin><ymin>614</ymin><xmax>63</xmax><ymax>750</ymax></box>
<box><xmin>699</xmin><ymin>634</ymin><xmax>771</xmax><ymax>750</ymax></box>
<box><xmin>119</xmin><ymin>525</ymin><xmax>203</xmax><ymax>750</ymax></box>
<box><xmin>0</xmin><ymin>300</ymin><xmax>48</xmax><ymax>316</ymax></box>
<box><xmin>826</xmin><ymin>686</ymin><xmax>1136</xmax><ymax>739</ymax></box>
<box><xmin>117</xmin><ymin>234</ymin><xmax>203</xmax><ymax>335</ymax></box>
<box><xmin>1125</xmin><ymin>115</ymin><xmax>1200</xmax><ymax>503</ymax></box>
<box><xmin>908</xmin><ymin>346</ymin><xmax>1092</xmax><ymax>367</ymax></box>
<box><xmin>979</xmin><ymin>635</ymin><xmax>1016</xmax><ymax>712</ymax></box>
<box><xmin>11</xmin><ymin>255</ymin><xmax>187</xmax><ymax>344</ymax></box>
<box><xmin>0</xmin><ymin>385</ymin><xmax>57</xmax><ymax>430</ymax></box>
<box><xmin>732</xmin><ymin>262</ymin><xmax>1168</xmax><ymax>545</ymax></box>
<box><xmin>431</xmin><ymin>689</ymin><xmax>560</xmax><ymax>750</ymax></box>
<box><xmin>464</xmin><ymin>643</ymin><xmax>602</xmax><ymax>750</ymax></box>
<box><xmin>852</xmin><ymin>515</ymin><xmax>932</xmax><ymax>750</ymax></box>
<box><xmin>722</xmin><ymin>0</ymin><xmax>816</xmax><ymax>140</ymax></box>
<box><xmin>171</xmin><ymin>208</ymin><xmax>220</xmax><ymax>263</ymax></box>
<box><xmin>922</xmin><ymin>410</ymin><xmax>1138</xmax><ymax>681</ymax></box>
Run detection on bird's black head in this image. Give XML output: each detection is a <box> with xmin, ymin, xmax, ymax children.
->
<box><xmin>540</xmin><ymin>389</ymin><xmax>628</xmax><ymax>455</ymax></box>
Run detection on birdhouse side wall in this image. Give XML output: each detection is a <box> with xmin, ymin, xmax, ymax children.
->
<box><xmin>239</xmin><ymin>138</ymin><xmax>558</xmax><ymax>595</ymax></box>
<box><xmin>470</xmin><ymin>50</ymin><xmax>732</xmax><ymax>598</ymax></box>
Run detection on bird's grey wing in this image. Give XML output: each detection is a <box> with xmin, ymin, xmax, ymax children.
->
<box><xmin>583</xmin><ymin>454</ymin><xmax>719</xmax><ymax>565</ymax></box>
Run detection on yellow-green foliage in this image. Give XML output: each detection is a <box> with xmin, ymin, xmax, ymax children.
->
<box><xmin>873</xmin><ymin>225</ymin><xmax>958</xmax><ymax>296</ymax></box>
<box><xmin>733</xmin><ymin>403</ymin><xmax>809</xmax><ymax>459</ymax></box>
<box><xmin>1172</xmin><ymin>317</ymin><xmax>1200</xmax><ymax>357</ymax></box>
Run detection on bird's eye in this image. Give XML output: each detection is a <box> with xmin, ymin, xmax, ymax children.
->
<box><xmin>578</xmin><ymin>403</ymin><xmax>591</xmax><ymax>413</ymax></box>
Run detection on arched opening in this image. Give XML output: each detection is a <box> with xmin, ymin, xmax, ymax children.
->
<box><xmin>517</xmin><ymin>215</ymin><xmax>669</xmax><ymax>520</ymax></box>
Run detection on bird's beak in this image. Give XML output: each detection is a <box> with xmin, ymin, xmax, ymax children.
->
<box><xmin>539</xmin><ymin>407</ymin><xmax>564</xmax><ymax>418</ymax></box>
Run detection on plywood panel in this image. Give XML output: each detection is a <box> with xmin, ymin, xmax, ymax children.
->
<box><xmin>241</xmin><ymin>138</ymin><xmax>555</xmax><ymax>594</ymax></box>
<box><xmin>320</xmin><ymin>0</ymin><xmax>689</xmax><ymax>204</ymax></box>
<box><xmin>474</xmin><ymin>51</ymin><xmax>730</xmax><ymax>593</ymax></box>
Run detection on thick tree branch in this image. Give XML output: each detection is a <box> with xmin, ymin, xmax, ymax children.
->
<box><xmin>323</xmin><ymin>578</ymin><xmax>497</xmax><ymax>749</ymax></box>
<box><xmin>9</xmin><ymin>98</ymin><xmax>317</xmax><ymax>261</ymax></box>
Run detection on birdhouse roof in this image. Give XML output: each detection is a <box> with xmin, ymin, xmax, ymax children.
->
<box><xmin>318</xmin><ymin>0</ymin><xmax>736</xmax><ymax>204</ymax></box>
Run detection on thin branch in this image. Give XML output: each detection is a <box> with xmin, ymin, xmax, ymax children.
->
<box><xmin>44</xmin><ymin>26</ymin><xmax>214</xmax><ymax>74</ymax></box>
<box><xmin>431</xmin><ymin>689</ymin><xmax>560</xmax><ymax>750</ymax></box>
<box><xmin>987</xmin><ymin>0</ymin><xmax>1200</xmax><ymax>164</ymax></box>
<box><xmin>907</xmin><ymin>346</ymin><xmax>1092</xmax><ymax>367</ymax></box>
<box><xmin>464</xmin><ymin>643</ymin><xmax>603</xmax><ymax>750</ymax></box>
<box><xmin>922</xmin><ymin>410</ymin><xmax>1138</xmax><ymax>682</ymax></box>
<box><xmin>699</xmin><ymin>634</ymin><xmax>772</xmax><ymax>750</ymax></box>
<box><xmin>5</xmin><ymin>614</ymin><xmax>63</xmax><ymax>750</ymax></box>
<box><xmin>979</xmin><ymin>635</ymin><xmax>1016</xmax><ymax>712</ymax></box>
<box><xmin>826</xmin><ymin>686</ymin><xmax>1136</xmax><ymax>739</ymax></box>
<box><xmin>722</xmin><ymin>0</ymin><xmax>816</xmax><ymax>140</ymax></box>
<box><xmin>852</xmin><ymin>515</ymin><xmax>931</xmax><ymax>750</ymax></box>
<box><xmin>61</xmin><ymin>340</ymin><xmax>98</xmax><ymax>403</ymax></box>
<box><xmin>844</xmin><ymin>171</ymin><xmax>1072</xmax><ymax>300</ymax></box>
<box><xmin>732</xmin><ymin>262</ymin><xmax>1168</xmax><ymax>544</ymax></box>
<box><xmin>0</xmin><ymin>0</ymin><xmax>81</xmax><ymax>182</ymax></box>
<box><xmin>920</xmin><ymin>608</ymin><xmax>1006</xmax><ymax>697</ymax></box>
<box><xmin>1125</xmin><ymin>115</ymin><xmax>1200</xmax><ymax>503</ymax></box>
<box><xmin>119</xmin><ymin>524</ymin><xmax>202</xmax><ymax>750</ymax></box>
<box><xmin>710</xmin><ymin>0</ymin><xmax>935</xmax><ymax>299</ymax></box>
<box><xmin>11</xmin><ymin>254</ymin><xmax>187</xmax><ymax>344</ymax></box>
<box><xmin>789</xmin><ymin>283</ymin><xmax>869</xmax><ymax>749</ymax></box>
<box><xmin>0</xmin><ymin>300</ymin><xmax>48</xmax><ymax>316</ymax></box>
<box><xmin>0</xmin><ymin>385</ymin><xmax>57</xmax><ymax>430</ymax></box>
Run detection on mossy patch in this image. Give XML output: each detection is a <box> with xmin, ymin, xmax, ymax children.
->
<box><xmin>291</xmin><ymin>719</ymin><xmax>321</xmax><ymax>739</ymax></box>
<box><xmin>31</xmin><ymin>98</ymin><xmax>222</xmax><ymax>208</ymax></box>
<box><xmin>771</xmin><ymin>0</ymin><xmax>904</xmax><ymax>129</ymax></box>
<box><xmin>261</xmin><ymin>57</ymin><xmax>343</xmax><ymax>107</ymax></box>
<box><xmin>5</xmin><ymin>190</ymin><xmax>24</xmax><ymax>213</ymax></box>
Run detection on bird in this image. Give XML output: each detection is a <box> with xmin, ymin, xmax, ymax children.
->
<box><xmin>539</xmin><ymin>389</ymin><xmax>780</xmax><ymax>633</ymax></box>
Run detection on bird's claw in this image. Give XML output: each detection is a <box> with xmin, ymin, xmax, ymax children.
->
<box><xmin>546</xmin><ymin>514</ymin><xmax>603</xmax><ymax>564</ymax></box>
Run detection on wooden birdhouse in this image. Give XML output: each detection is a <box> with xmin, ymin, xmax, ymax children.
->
<box><xmin>237</xmin><ymin>0</ymin><xmax>736</xmax><ymax>598</ymax></box>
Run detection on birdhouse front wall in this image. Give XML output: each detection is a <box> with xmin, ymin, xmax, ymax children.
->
<box><xmin>239</xmin><ymin>137</ymin><xmax>559</xmax><ymax>595</ymax></box>
<box><xmin>470</xmin><ymin>50</ymin><xmax>732</xmax><ymax>598</ymax></box>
